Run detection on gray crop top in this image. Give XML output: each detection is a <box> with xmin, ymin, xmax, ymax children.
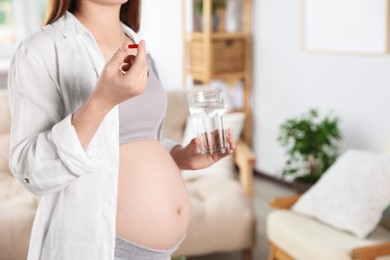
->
<box><xmin>118</xmin><ymin>54</ymin><xmax>166</xmax><ymax>144</ymax></box>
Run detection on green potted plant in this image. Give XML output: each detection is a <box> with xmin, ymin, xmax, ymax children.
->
<box><xmin>278</xmin><ymin>109</ymin><xmax>342</xmax><ymax>193</ymax></box>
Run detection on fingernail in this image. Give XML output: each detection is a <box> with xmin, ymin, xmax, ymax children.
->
<box><xmin>119</xmin><ymin>43</ymin><xmax>127</xmax><ymax>52</ymax></box>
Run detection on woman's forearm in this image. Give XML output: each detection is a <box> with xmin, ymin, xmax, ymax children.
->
<box><xmin>71</xmin><ymin>95</ymin><xmax>113</xmax><ymax>151</ymax></box>
<box><xmin>71</xmin><ymin>42</ymin><xmax>148</xmax><ymax>151</ymax></box>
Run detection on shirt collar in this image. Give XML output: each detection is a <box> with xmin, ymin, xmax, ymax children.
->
<box><xmin>121</xmin><ymin>25</ymin><xmax>151</xmax><ymax>53</ymax></box>
<box><xmin>56</xmin><ymin>11</ymin><xmax>149</xmax><ymax>53</ymax></box>
<box><xmin>57</xmin><ymin>11</ymin><xmax>89</xmax><ymax>38</ymax></box>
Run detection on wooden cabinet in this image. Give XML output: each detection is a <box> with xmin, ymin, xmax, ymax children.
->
<box><xmin>182</xmin><ymin>0</ymin><xmax>253</xmax><ymax>144</ymax></box>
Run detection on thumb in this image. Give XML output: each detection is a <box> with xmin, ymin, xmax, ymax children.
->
<box><xmin>130</xmin><ymin>40</ymin><xmax>147</xmax><ymax>71</ymax></box>
<box><xmin>188</xmin><ymin>138</ymin><xmax>201</xmax><ymax>153</ymax></box>
<box><xmin>107</xmin><ymin>42</ymin><xmax>128</xmax><ymax>70</ymax></box>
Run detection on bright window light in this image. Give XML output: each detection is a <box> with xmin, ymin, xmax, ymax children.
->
<box><xmin>0</xmin><ymin>0</ymin><xmax>47</xmax><ymax>60</ymax></box>
<box><xmin>0</xmin><ymin>0</ymin><xmax>15</xmax><ymax>47</ymax></box>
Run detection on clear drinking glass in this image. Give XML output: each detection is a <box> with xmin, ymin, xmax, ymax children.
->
<box><xmin>187</xmin><ymin>89</ymin><xmax>229</xmax><ymax>154</ymax></box>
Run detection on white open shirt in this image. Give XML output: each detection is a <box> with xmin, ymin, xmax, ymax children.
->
<box><xmin>8</xmin><ymin>11</ymin><xmax>177</xmax><ymax>260</ymax></box>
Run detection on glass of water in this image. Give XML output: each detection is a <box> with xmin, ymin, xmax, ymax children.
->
<box><xmin>187</xmin><ymin>89</ymin><xmax>229</xmax><ymax>154</ymax></box>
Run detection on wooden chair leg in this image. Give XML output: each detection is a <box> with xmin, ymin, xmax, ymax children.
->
<box><xmin>268</xmin><ymin>241</ymin><xmax>295</xmax><ymax>260</ymax></box>
<box><xmin>243</xmin><ymin>248</ymin><xmax>252</xmax><ymax>260</ymax></box>
<box><xmin>268</xmin><ymin>242</ymin><xmax>277</xmax><ymax>260</ymax></box>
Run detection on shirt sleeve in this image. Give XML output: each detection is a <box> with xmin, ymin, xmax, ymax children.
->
<box><xmin>7</xmin><ymin>43</ymin><xmax>100</xmax><ymax>197</ymax></box>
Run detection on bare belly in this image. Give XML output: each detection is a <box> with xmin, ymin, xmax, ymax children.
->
<box><xmin>116</xmin><ymin>140</ymin><xmax>190</xmax><ymax>250</ymax></box>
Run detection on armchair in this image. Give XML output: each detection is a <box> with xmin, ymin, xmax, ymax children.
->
<box><xmin>267</xmin><ymin>195</ymin><xmax>390</xmax><ymax>260</ymax></box>
<box><xmin>0</xmin><ymin>90</ymin><xmax>40</xmax><ymax>260</ymax></box>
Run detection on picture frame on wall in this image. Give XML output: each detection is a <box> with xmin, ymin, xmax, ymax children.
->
<box><xmin>302</xmin><ymin>0</ymin><xmax>389</xmax><ymax>54</ymax></box>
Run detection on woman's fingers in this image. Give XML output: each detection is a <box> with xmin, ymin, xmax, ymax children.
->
<box><xmin>135</xmin><ymin>40</ymin><xmax>147</xmax><ymax>63</ymax></box>
<box><xmin>108</xmin><ymin>42</ymin><xmax>128</xmax><ymax>70</ymax></box>
<box><xmin>116</xmin><ymin>41</ymin><xmax>148</xmax><ymax>96</ymax></box>
<box><xmin>120</xmin><ymin>63</ymin><xmax>131</xmax><ymax>73</ymax></box>
<box><xmin>123</xmin><ymin>55</ymin><xmax>136</xmax><ymax>65</ymax></box>
<box><xmin>124</xmin><ymin>40</ymin><xmax>147</xmax><ymax>78</ymax></box>
<box><xmin>189</xmin><ymin>138</ymin><xmax>201</xmax><ymax>153</ymax></box>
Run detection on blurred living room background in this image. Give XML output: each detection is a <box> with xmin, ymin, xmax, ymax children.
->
<box><xmin>1</xmin><ymin>0</ymin><xmax>390</xmax><ymax>260</ymax></box>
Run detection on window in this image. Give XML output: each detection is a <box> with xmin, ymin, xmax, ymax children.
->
<box><xmin>0</xmin><ymin>0</ymin><xmax>14</xmax><ymax>47</ymax></box>
<box><xmin>0</xmin><ymin>0</ymin><xmax>47</xmax><ymax>60</ymax></box>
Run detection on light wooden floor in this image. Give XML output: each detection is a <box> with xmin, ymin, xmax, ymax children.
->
<box><xmin>187</xmin><ymin>175</ymin><xmax>295</xmax><ymax>260</ymax></box>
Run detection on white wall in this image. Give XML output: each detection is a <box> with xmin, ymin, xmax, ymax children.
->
<box><xmin>253</xmin><ymin>0</ymin><xmax>390</xmax><ymax>177</ymax></box>
<box><xmin>139</xmin><ymin>0</ymin><xmax>183</xmax><ymax>90</ymax></box>
<box><xmin>141</xmin><ymin>0</ymin><xmax>390</xmax><ymax>177</ymax></box>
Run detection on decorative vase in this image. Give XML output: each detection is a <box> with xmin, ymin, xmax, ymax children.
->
<box><xmin>198</xmin><ymin>15</ymin><xmax>219</xmax><ymax>32</ymax></box>
<box><xmin>225</xmin><ymin>0</ymin><xmax>242</xmax><ymax>32</ymax></box>
<box><xmin>216</xmin><ymin>9</ymin><xmax>226</xmax><ymax>32</ymax></box>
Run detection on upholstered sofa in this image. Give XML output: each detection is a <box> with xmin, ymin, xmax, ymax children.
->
<box><xmin>0</xmin><ymin>89</ymin><xmax>256</xmax><ymax>260</ymax></box>
<box><xmin>0</xmin><ymin>90</ymin><xmax>39</xmax><ymax>260</ymax></box>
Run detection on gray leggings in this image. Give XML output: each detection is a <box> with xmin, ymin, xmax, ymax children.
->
<box><xmin>114</xmin><ymin>236</ymin><xmax>185</xmax><ymax>260</ymax></box>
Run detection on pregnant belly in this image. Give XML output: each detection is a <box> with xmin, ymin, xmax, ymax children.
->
<box><xmin>116</xmin><ymin>140</ymin><xmax>190</xmax><ymax>250</ymax></box>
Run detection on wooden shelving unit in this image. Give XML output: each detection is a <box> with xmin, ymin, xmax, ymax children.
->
<box><xmin>182</xmin><ymin>0</ymin><xmax>253</xmax><ymax>144</ymax></box>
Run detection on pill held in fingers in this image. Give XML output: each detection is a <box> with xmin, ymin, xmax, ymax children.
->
<box><xmin>128</xmin><ymin>44</ymin><xmax>138</xmax><ymax>49</ymax></box>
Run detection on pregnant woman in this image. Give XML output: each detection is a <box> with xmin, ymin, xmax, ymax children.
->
<box><xmin>8</xmin><ymin>0</ymin><xmax>233</xmax><ymax>259</ymax></box>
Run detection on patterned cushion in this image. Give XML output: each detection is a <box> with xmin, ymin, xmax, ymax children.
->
<box><xmin>292</xmin><ymin>150</ymin><xmax>390</xmax><ymax>238</ymax></box>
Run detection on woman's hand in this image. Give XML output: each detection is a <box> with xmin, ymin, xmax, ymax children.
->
<box><xmin>171</xmin><ymin>129</ymin><xmax>235</xmax><ymax>170</ymax></box>
<box><xmin>91</xmin><ymin>41</ymin><xmax>148</xmax><ymax>112</ymax></box>
<box><xmin>71</xmin><ymin>41</ymin><xmax>147</xmax><ymax>150</ymax></box>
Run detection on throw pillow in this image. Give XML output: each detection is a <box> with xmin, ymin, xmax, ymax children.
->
<box><xmin>292</xmin><ymin>149</ymin><xmax>390</xmax><ymax>238</ymax></box>
<box><xmin>381</xmin><ymin>143</ymin><xmax>390</xmax><ymax>230</ymax></box>
<box><xmin>181</xmin><ymin>112</ymin><xmax>245</xmax><ymax>180</ymax></box>
<box><xmin>381</xmin><ymin>210</ymin><xmax>390</xmax><ymax>231</ymax></box>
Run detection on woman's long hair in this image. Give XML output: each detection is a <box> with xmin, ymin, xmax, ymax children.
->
<box><xmin>44</xmin><ymin>0</ymin><xmax>141</xmax><ymax>32</ymax></box>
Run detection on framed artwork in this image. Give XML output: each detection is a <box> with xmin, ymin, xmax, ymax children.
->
<box><xmin>302</xmin><ymin>0</ymin><xmax>389</xmax><ymax>54</ymax></box>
